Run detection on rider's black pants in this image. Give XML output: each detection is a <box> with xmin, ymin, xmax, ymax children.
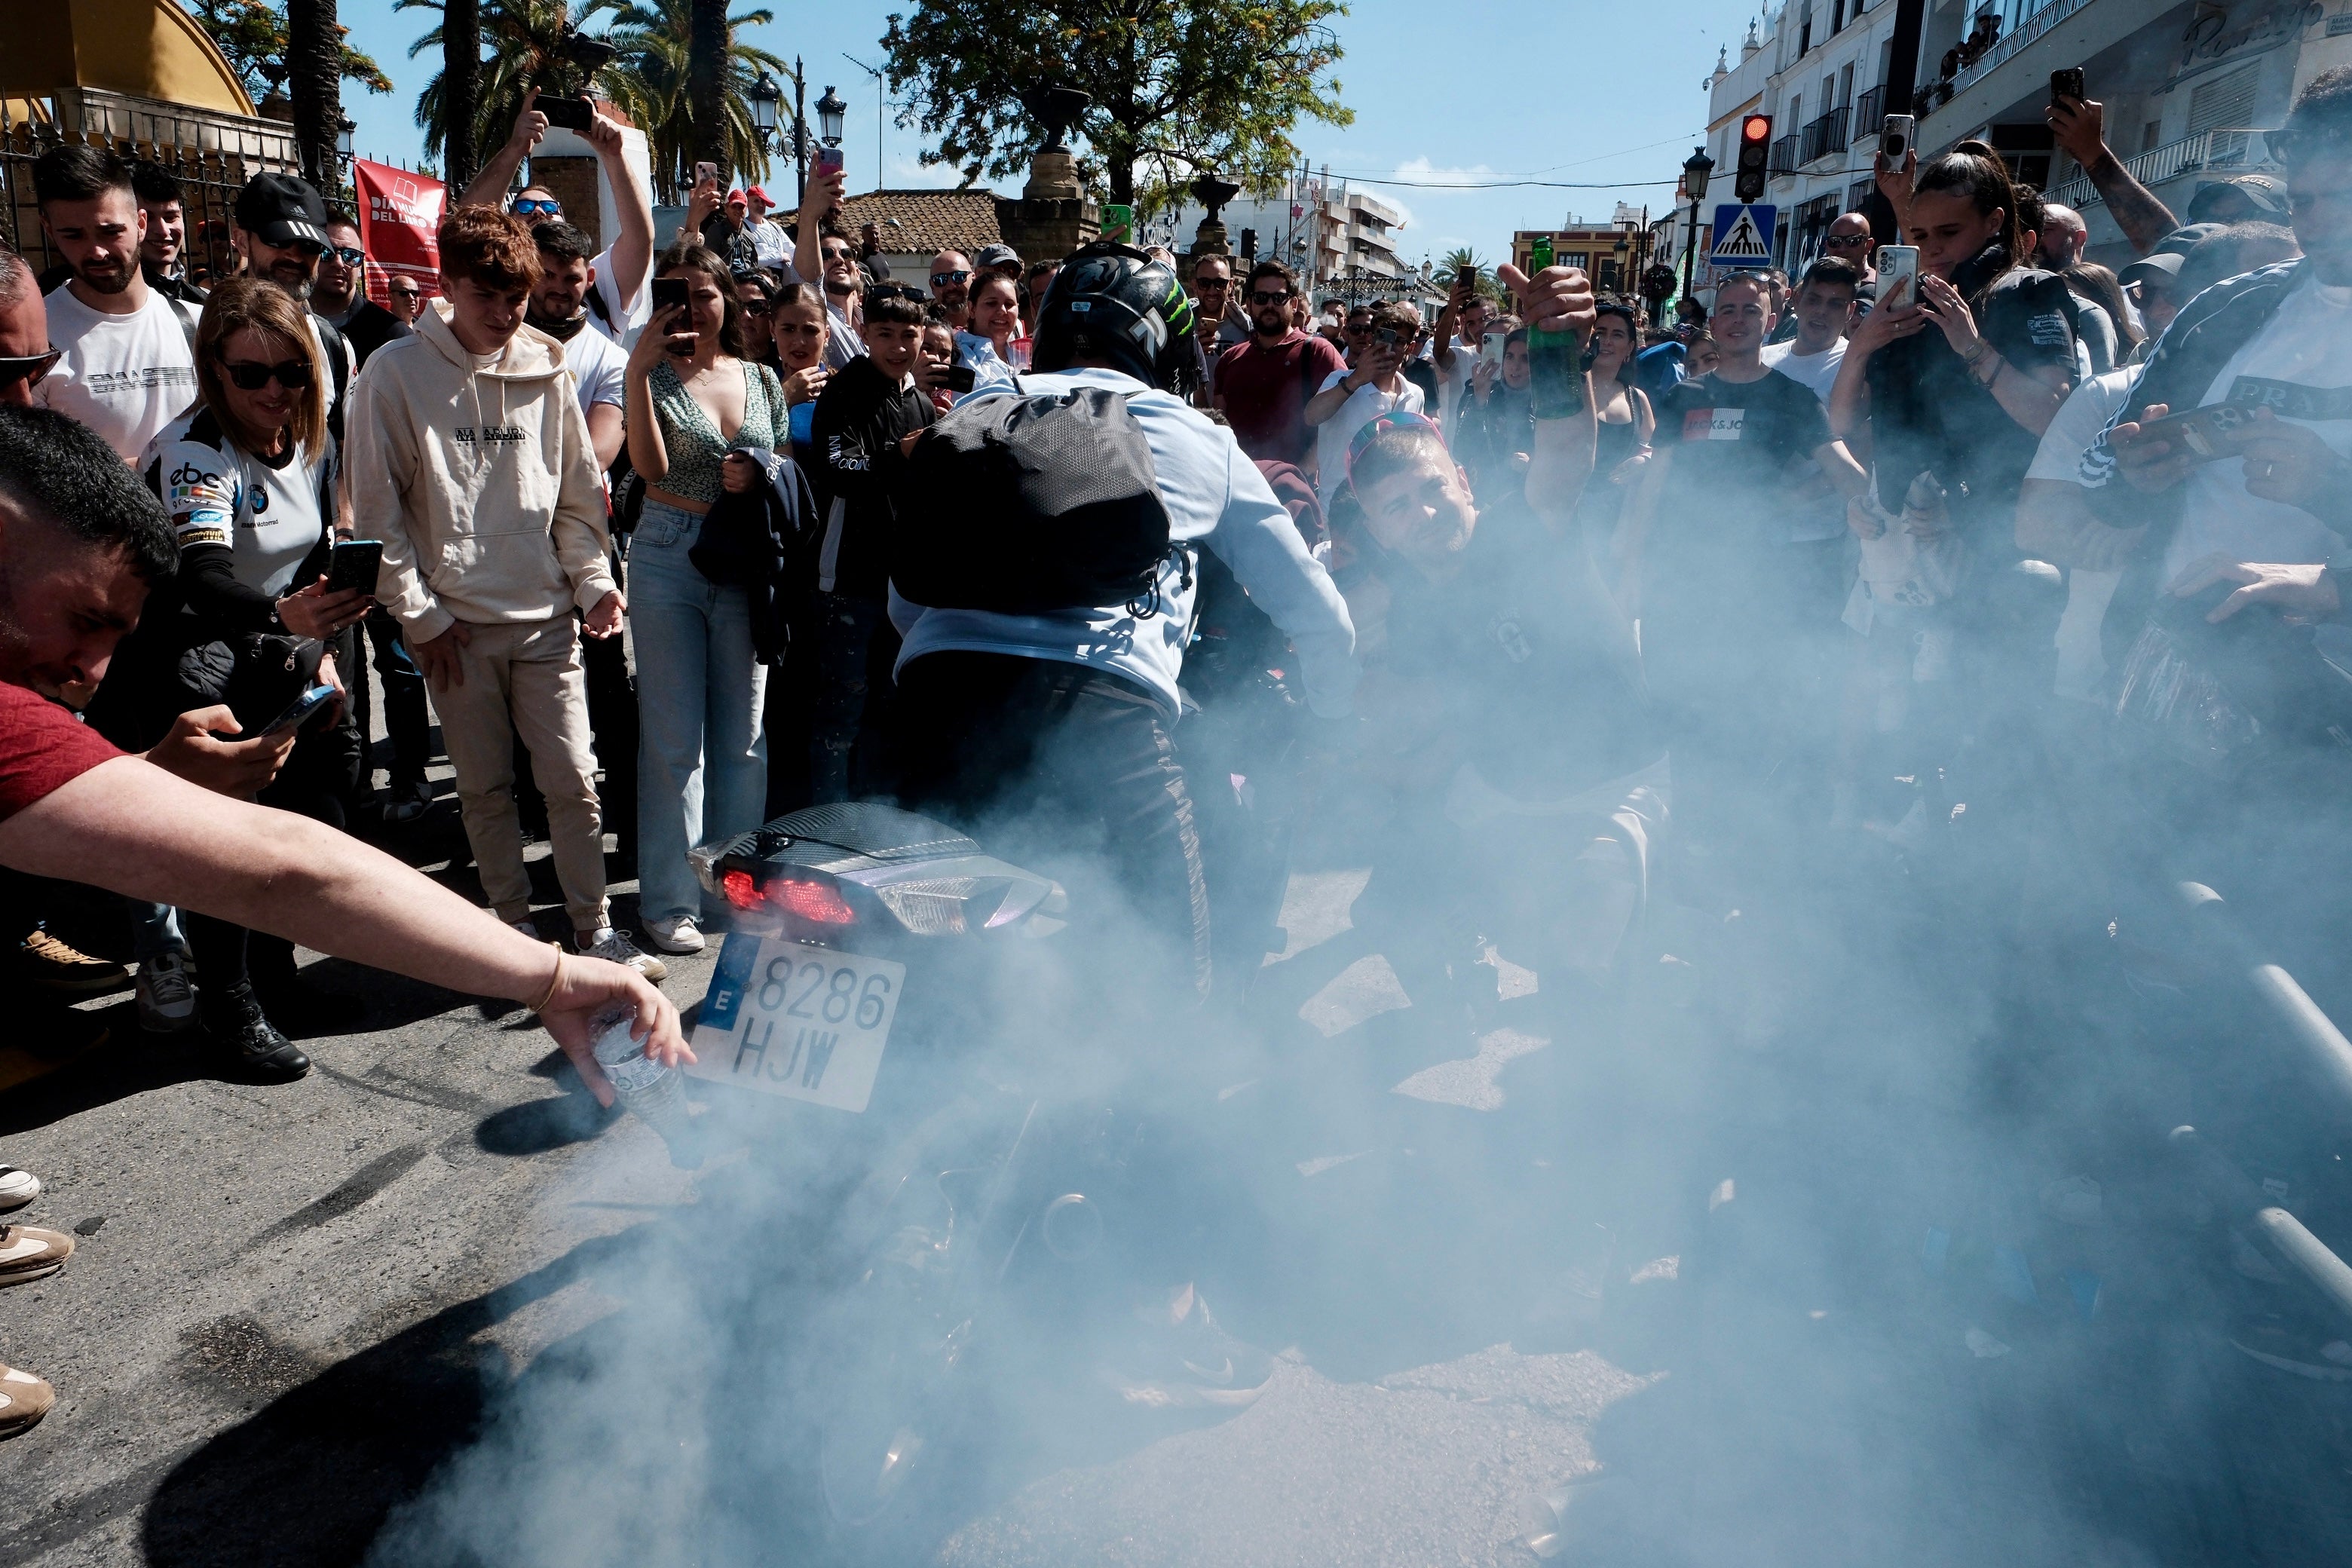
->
<box><xmin>886</xmin><ymin>652</ymin><xmax>1211</xmax><ymax>1004</ymax></box>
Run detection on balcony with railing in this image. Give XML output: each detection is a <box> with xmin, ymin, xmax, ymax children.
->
<box><xmin>1801</xmin><ymin>107</ymin><xmax>1851</xmax><ymax>165</ymax></box>
<box><xmin>2047</xmin><ymin>128</ymin><xmax>2277</xmax><ymax>213</ymax></box>
<box><xmin>1952</xmin><ymin>0</ymin><xmax>2090</xmax><ymax>96</ymax></box>
<box><xmin>1769</xmin><ymin>134</ymin><xmax>1800</xmax><ymax>177</ymax></box>
<box><xmin>1849</xmin><ymin>85</ymin><xmax>1882</xmax><ymax>150</ymax></box>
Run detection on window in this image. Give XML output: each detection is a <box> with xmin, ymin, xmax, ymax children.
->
<box><xmin>1833</xmin><ymin>0</ymin><xmax>1846</xmax><ymax>31</ymax></box>
<box><xmin>1790</xmin><ymin>93</ymin><xmax>1802</xmax><ymax>133</ymax></box>
<box><xmin>2142</xmin><ymin>120</ymin><xmax>2162</xmax><ymax>152</ymax></box>
<box><xmin>1799</xmin><ymin>6</ymin><xmax>1812</xmax><ymax>52</ymax></box>
<box><xmin>2188</xmin><ymin>65</ymin><xmax>2259</xmax><ymax>136</ymax></box>
<box><xmin>1840</xmin><ymin>62</ymin><xmax>1855</xmax><ymax>109</ymax></box>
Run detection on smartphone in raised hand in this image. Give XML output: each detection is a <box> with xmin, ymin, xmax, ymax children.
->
<box><xmin>1881</xmin><ymin>114</ymin><xmax>1915</xmax><ymax>164</ymax></box>
<box><xmin>537</xmin><ymin>93</ymin><xmax>596</xmax><ymax>133</ymax></box>
<box><xmin>816</xmin><ymin>145</ymin><xmax>844</xmax><ymax>177</ymax></box>
<box><xmin>694</xmin><ymin>161</ymin><xmax>719</xmax><ymax>189</ymax></box>
<box><xmin>1877</xmin><ymin>244</ymin><xmax>1920</xmax><ymax>308</ymax></box>
<box><xmin>2051</xmin><ymin>67</ymin><xmax>2086</xmax><ymax>106</ymax></box>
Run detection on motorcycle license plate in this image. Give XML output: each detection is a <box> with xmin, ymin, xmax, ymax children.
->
<box><xmin>688</xmin><ymin>934</ymin><xmax>905</xmax><ymax>1113</ymax></box>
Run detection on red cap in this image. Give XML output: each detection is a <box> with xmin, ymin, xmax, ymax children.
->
<box><xmin>725</xmin><ymin>188</ymin><xmax>749</xmax><ymax>207</ymax></box>
<box><xmin>743</xmin><ymin>185</ymin><xmax>773</xmax><ymax>207</ymax></box>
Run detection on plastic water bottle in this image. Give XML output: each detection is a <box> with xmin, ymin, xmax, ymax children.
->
<box><xmin>590</xmin><ymin>1006</ymin><xmax>702</xmax><ymax>1168</ymax></box>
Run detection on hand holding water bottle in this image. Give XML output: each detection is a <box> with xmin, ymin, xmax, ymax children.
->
<box><xmin>535</xmin><ymin>955</ymin><xmax>691</xmax><ymax>1107</ymax></box>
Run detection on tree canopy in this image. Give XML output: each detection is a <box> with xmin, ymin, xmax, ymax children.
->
<box><xmin>188</xmin><ymin>0</ymin><xmax>392</xmax><ymax>104</ymax></box>
<box><xmin>880</xmin><ymin>0</ymin><xmax>1352</xmax><ymax>210</ymax></box>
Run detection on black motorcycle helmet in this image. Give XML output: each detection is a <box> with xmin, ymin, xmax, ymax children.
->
<box><xmin>1031</xmin><ymin>240</ymin><xmax>1198</xmax><ymax>394</ymax></box>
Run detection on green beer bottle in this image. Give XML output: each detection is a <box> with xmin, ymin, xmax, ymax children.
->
<box><xmin>1525</xmin><ymin>237</ymin><xmax>1586</xmax><ymax>420</ymax></box>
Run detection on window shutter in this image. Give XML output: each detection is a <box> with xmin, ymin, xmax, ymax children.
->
<box><xmin>2188</xmin><ymin>66</ymin><xmax>2259</xmax><ymax>136</ymax></box>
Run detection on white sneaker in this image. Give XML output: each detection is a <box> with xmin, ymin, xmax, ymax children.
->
<box><xmin>134</xmin><ymin>949</ymin><xmax>198</xmax><ymax>1034</ymax></box>
<box><xmin>0</xmin><ymin>1165</ymin><xmax>36</xmax><ymax>1215</ymax></box>
<box><xmin>644</xmin><ymin>914</ymin><xmax>706</xmax><ymax>955</ymax></box>
<box><xmin>577</xmin><ymin>927</ymin><xmax>666</xmax><ymax>982</ymax></box>
<box><xmin>510</xmin><ymin>917</ymin><xmax>541</xmax><ymax>939</ymax></box>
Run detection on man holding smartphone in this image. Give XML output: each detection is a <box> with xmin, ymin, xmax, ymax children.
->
<box><xmin>1304</xmin><ymin>302</ymin><xmax>1426</xmax><ymax>507</ymax></box>
<box><xmin>1430</xmin><ymin>267</ymin><xmax>1494</xmax><ymax>444</ymax></box>
<box><xmin>460</xmin><ymin>91</ymin><xmax>655</xmax><ymax>348</ymax></box>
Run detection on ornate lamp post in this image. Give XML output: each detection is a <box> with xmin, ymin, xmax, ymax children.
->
<box><xmin>1678</xmin><ymin>145</ymin><xmax>1716</xmax><ymax>303</ymax></box>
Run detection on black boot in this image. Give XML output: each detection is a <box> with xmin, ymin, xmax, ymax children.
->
<box><xmin>201</xmin><ymin>982</ymin><xmax>311</xmax><ymax>1080</ymax></box>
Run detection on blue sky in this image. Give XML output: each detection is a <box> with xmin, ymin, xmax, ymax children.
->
<box><xmin>338</xmin><ymin>0</ymin><xmax>1761</xmax><ymax>266</ymax></box>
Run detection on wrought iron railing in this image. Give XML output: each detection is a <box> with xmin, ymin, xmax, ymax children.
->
<box><xmin>1952</xmin><ymin>0</ymin><xmax>2096</xmax><ymax>96</ymax></box>
<box><xmin>1851</xmin><ymin>86</ymin><xmax>1884</xmax><ymax>150</ymax></box>
<box><xmin>1802</xmin><ymin>107</ymin><xmax>1851</xmax><ymax>164</ymax></box>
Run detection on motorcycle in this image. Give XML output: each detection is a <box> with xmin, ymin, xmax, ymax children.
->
<box><xmin>682</xmin><ymin>802</ymin><xmax>1158</xmax><ymax>1537</ymax></box>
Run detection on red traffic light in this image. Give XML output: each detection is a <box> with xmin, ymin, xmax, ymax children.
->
<box><xmin>1742</xmin><ymin>114</ymin><xmax>1772</xmax><ymax>145</ymax></box>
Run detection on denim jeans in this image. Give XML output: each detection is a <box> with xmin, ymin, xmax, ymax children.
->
<box><xmin>809</xmin><ymin>592</ymin><xmax>884</xmax><ymax>804</ymax></box>
<box><xmin>629</xmin><ymin>499</ymin><xmax>770</xmax><ymax>922</ymax></box>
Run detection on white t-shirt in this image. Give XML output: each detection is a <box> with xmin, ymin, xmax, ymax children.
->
<box><xmin>37</xmin><ymin>283</ymin><xmax>198</xmax><ymax>462</ymax></box>
<box><xmin>823</xmin><ymin>297</ymin><xmax>865</xmax><ymax>370</ymax></box>
<box><xmin>142</xmin><ymin>409</ymin><xmax>332</xmax><ymax>597</ymax></box>
<box><xmin>1312</xmin><ymin>367</ymin><xmax>1425</xmax><ymax>505</ymax></box>
<box><xmin>1762</xmin><ymin>338</ymin><xmax>1847</xmax><ymax>404</ymax></box>
<box><xmin>589</xmin><ymin>243</ymin><xmax>652</xmax><ymax>345</ymax></box>
<box><xmin>2027</xmin><ymin>368</ymin><xmax>2142</xmax><ymax>702</ymax></box>
<box><xmin>557</xmin><ymin>319</ymin><xmax>629</xmax><ymax>418</ymax></box>
<box><xmin>2167</xmin><ymin>275</ymin><xmax>2352</xmax><ymax>578</ymax></box>
<box><xmin>750</xmin><ymin>218</ymin><xmax>790</xmax><ymax>270</ymax></box>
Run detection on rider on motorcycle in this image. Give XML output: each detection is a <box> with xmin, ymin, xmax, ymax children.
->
<box><xmin>883</xmin><ymin>241</ymin><xmax>1359</xmax><ymax>1003</ymax></box>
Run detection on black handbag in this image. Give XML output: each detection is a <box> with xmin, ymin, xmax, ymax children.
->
<box><xmin>176</xmin><ymin>631</ymin><xmax>327</xmax><ymax>735</ymax></box>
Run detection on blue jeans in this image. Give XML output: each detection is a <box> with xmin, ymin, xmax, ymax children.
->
<box><xmin>628</xmin><ymin>499</ymin><xmax>770</xmax><ymax>923</ymax></box>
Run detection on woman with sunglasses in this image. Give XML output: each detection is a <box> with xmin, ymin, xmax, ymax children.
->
<box><xmin>118</xmin><ymin>277</ymin><xmax>369</xmax><ymax>1076</ymax></box>
<box><xmin>623</xmin><ymin>243</ymin><xmax>789</xmax><ymax>957</ymax></box>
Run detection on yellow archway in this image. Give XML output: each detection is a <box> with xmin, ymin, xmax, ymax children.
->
<box><xmin>4</xmin><ymin>0</ymin><xmax>259</xmax><ymax>118</ymax></box>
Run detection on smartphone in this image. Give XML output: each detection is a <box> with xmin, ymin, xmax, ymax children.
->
<box><xmin>1877</xmin><ymin>244</ymin><xmax>1920</xmax><ymax>307</ymax></box>
<box><xmin>327</xmin><ymin>538</ymin><xmax>381</xmax><ymax>596</ymax></box>
<box><xmin>651</xmin><ymin>276</ymin><xmax>690</xmax><ymax>317</ymax></box>
<box><xmin>1481</xmin><ymin>329</ymin><xmax>1507</xmax><ymax>369</ymax></box>
<box><xmin>816</xmin><ymin>145</ymin><xmax>844</xmax><ymax>177</ymax></box>
<box><xmin>1375</xmin><ymin>326</ymin><xmax>1402</xmax><ymax>350</ymax></box>
<box><xmin>537</xmin><ymin>93</ymin><xmax>596</xmax><ymax>132</ymax></box>
<box><xmin>2133</xmin><ymin>402</ymin><xmax>2256</xmax><ymax>461</ymax></box>
<box><xmin>1882</xmin><ymin>113</ymin><xmax>1915</xmax><ymax>163</ymax></box>
<box><xmin>2051</xmin><ymin>67</ymin><xmax>2086</xmax><ymax>105</ymax></box>
<box><xmin>694</xmin><ymin>161</ymin><xmax>719</xmax><ymax>189</ymax></box>
<box><xmin>254</xmin><ymin>682</ymin><xmax>338</xmax><ymax>740</ymax></box>
<box><xmin>1456</xmin><ymin>262</ymin><xmax>1478</xmax><ymax>291</ymax></box>
<box><xmin>945</xmin><ymin>363</ymin><xmax>977</xmax><ymax>395</ymax></box>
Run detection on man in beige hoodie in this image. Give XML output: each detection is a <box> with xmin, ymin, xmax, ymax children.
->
<box><xmin>348</xmin><ymin>205</ymin><xmax>661</xmax><ymax>978</ymax></box>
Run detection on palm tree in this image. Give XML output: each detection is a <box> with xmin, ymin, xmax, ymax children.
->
<box><xmin>597</xmin><ymin>0</ymin><xmax>788</xmax><ymax>201</ymax></box>
<box><xmin>398</xmin><ymin>0</ymin><xmax>786</xmax><ymax>204</ymax></box>
<box><xmin>285</xmin><ymin>0</ymin><xmax>343</xmax><ymax>191</ymax></box>
<box><xmin>1437</xmin><ymin>246</ymin><xmax>1506</xmax><ymax>305</ymax></box>
<box><xmin>396</xmin><ymin>0</ymin><xmax>581</xmax><ymax>173</ymax></box>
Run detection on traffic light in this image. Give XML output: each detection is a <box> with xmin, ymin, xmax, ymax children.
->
<box><xmin>1735</xmin><ymin>113</ymin><xmax>1772</xmax><ymax>203</ymax></box>
<box><xmin>1239</xmin><ymin>227</ymin><xmax>1258</xmax><ymax>261</ymax></box>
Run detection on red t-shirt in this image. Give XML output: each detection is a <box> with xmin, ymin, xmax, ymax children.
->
<box><xmin>1216</xmin><ymin>330</ymin><xmax>1347</xmax><ymax>468</ymax></box>
<box><xmin>0</xmin><ymin>681</ymin><xmax>124</xmax><ymax>824</ymax></box>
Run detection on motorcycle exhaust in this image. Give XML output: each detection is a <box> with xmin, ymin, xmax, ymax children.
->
<box><xmin>1040</xmin><ymin>1193</ymin><xmax>1104</xmax><ymax>1261</ymax></box>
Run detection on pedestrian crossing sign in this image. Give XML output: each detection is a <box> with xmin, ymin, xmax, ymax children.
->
<box><xmin>1710</xmin><ymin>204</ymin><xmax>1777</xmax><ymax>267</ymax></box>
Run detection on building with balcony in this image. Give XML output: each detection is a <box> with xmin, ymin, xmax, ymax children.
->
<box><xmin>1910</xmin><ymin>0</ymin><xmax>2352</xmax><ymax>265</ymax></box>
<box><xmin>1701</xmin><ymin>0</ymin><xmax>1904</xmax><ymax>287</ymax></box>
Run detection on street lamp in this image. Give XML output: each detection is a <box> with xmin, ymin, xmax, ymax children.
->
<box><xmin>750</xmin><ymin>72</ymin><xmax>782</xmax><ymax>150</ymax></box>
<box><xmin>816</xmin><ymin>85</ymin><xmax>848</xmax><ymax>149</ymax></box>
<box><xmin>1679</xmin><ymin>144</ymin><xmax>1716</xmax><ymax>303</ymax></box>
<box><xmin>335</xmin><ymin>114</ymin><xmax>355</xmax><ymax>165</ymax></box>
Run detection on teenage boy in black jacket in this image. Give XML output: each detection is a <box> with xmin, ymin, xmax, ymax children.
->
<box><xmin>807</xmin><ymin>283</ymin><xmax>936</xmax><ymax>801</ymax></box>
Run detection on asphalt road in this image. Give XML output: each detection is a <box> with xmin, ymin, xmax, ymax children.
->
<box><xmin>5</xmin><ymin>780</ymin><xmax>2351</xmax><ymax>1566</ymax></box>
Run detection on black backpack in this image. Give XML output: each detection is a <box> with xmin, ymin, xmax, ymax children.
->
<box><xmin>892</xmin><ymin>384</ymin><xmax>1178</xmax><ymax>617</ymax></box>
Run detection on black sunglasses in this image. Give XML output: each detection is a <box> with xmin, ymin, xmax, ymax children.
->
<box><xmin>1251</xmin><ymin>289</ymin><xmax>1292</xmax><ymax>305</ymax></box>
<box><xmin>220</xmin><ymin>357</ymin><xmax>314</xmax><ymax>391</ymax></box>
<box><xmin>329</xmin><ymin>245</ymin><xmax>366</xmax><ymax>265</ymax></box>
<box><xmin>0</xmin><ymin>347</ymin><xmax>63</xmax><ymax>389</ymax></box>
<box><xmin>930</xmin><ymin>270</ymin><xmax>969</xmax><ymax>287</ymax></box>
<box><xmin>1824</xmin><ymin>233</ymin><xmax>1871</xmax><ymax>247</ymax></box>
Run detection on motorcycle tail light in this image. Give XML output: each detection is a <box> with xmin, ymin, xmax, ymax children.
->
<box><xmin>721</xmin><ymin>868</ymin><xmax>762</xmax><ymax>911</ymax></box>
<box><xmin>767</xmin><ymin>875</ymin><xmax>858</xmax><ymax>925</ymax></box>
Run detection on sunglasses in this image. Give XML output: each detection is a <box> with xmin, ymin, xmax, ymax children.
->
<box><xmin>389</xmin><ymin>285</ymin><xmax>421</xmax><ymax>298</ymax></box>
<box><xmin>512</xmin><ymin>198</ymin><xmax>562</xmax><ymax>217</ymax></box>
<box><xmin>822</xmin><ymin>247</ymin><xmax>855</xmax><ymax>262</ymax></box>
<box><xmin>1824</xmin><ymin>234</ymin><xmax>1870</xmax><ymax>247</ymax></box>
<box><xmin>329</xmin><ymin>245</ymin><xmax>366</xmax><ymax>265</ymax></box>
<box><xmin>869</xmin><ymin>283</ymin><xmax>923</xmax><ymax>301</ymax></box>
<box><xmin>930</xmin><ymin>270</ymin><xmax>969</xmax><ymax>287</ymax></box>
<box><xmin>220</xmin><ymin>357</ymin><xmax>314</xmax><ymax>391</ymax></box>
<box><xmin>0</xmin><ymin>347</ymin><xmax>62</xmax><ymax>389</ymax></box>
<box><xmin>1251</xmin><ymin>289</ymin><xmax>1292</xmax><ymax>305</ymax></box>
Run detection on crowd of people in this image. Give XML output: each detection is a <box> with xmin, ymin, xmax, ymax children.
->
<box><xmin>7</xmin><ymin>58</ymin><xmax>2352</xmax><ymax>1438</ymax></box>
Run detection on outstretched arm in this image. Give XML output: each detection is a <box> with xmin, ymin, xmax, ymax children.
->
<box><xmin>459</xmin><ymin>91</ymin><xmax>544</xmax><ymax>210</ymax></box>
<box><xmin>1496</xmin><ymin>260</ymin><xmax>1600</xmax><ymax>527</ymax></box>
<box><xmin>0</xmin><ymin>758</ymin><xmax>690</xmax><ymax>1100</ymax></box>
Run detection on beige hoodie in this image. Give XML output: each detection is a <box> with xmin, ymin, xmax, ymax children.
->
<box><xmin>349</xmin><ymin>302</ymin><xmax>614</xmax><ymax>642</ymax></box>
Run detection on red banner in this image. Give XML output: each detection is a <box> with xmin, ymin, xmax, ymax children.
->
<box><xmin>354</xmin><ymin>159</ymin><xmax>446</xmax><ymax>307</ymax></box>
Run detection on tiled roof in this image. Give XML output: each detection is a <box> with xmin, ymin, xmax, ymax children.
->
<box><xmin>779</xmin><ymin>188</ymin><xmax>1005</xmax><ymax>256</ymax></box>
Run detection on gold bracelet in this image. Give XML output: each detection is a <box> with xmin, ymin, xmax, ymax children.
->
<box><xmin>527</xmin><ymin>942</ymin><xmax>565</xmax><ymax>1014</ymax></box>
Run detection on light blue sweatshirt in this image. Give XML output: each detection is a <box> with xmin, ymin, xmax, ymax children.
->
<box><xmin>889</xmin><ymin>367</ymin><xmax>1359</xmax><ymax>718</ymax></box>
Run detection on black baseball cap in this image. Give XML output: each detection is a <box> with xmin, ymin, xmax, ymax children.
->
<box><xmin>234</xmin><ymin>172</ymin><xmax>331</xmax><ymax>250</ymax></box>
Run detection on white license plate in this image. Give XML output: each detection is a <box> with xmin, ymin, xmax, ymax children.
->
<box><xmin>688</xmin><ymin>934</ymin><xmax>906</xmax><ymax>1113</ymax></box>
